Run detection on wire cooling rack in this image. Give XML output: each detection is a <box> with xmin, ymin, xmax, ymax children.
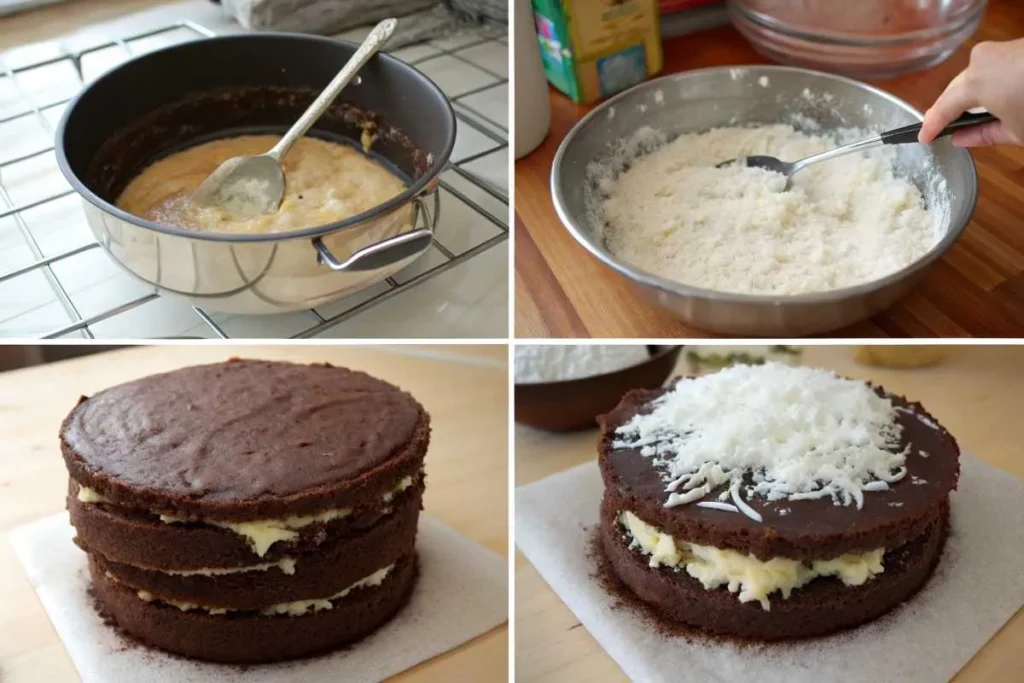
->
<box><xmin>0</xmin><ymin>19</ymin><xmax>508</xmax><ymax>338</ymax></box>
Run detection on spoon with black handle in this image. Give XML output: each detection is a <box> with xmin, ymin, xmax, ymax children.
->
<box><xmin>717</xmin><ymin>111</ymin><xmax>997</xmax><ymax>189</ymax></box>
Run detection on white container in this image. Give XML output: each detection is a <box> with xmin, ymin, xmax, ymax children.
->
<box><xmin>513</xmin><ymin>0</ymin><xmax>551</xmax><ymax>159</ymax></box>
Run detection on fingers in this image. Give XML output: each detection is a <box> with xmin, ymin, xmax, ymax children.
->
<box><xmin>950</xmin><ymin>120</ymin><xmax>1016</xmax><ymax>147</ymax></box>
<box><xmin>918</xmin><ymin>70</ymin><xmax>981</xmax><ymax>144</ymax></box>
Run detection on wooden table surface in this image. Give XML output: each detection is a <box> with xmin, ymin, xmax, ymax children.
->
<box><xmin>515</xmin><ymin>345</ymin><xmax>1024</xmax><ymax>682</ymax></box>
<box><xmin>0</xmin><ymin>345</ymin><xmax>508</xmax><ymax>683</ymax></box>
<box><xmin>515</xmin><ymin>1</ymin><xmax>1024</xmax><ymax>338</ymax></box>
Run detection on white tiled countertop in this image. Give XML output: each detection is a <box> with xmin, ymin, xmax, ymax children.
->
<box><xmin>0</xmin><ymin>1</ymin><xmax>509</xmax><ymax>339</ymax></box>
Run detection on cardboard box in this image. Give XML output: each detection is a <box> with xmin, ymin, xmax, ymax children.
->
<box><xmin>531</xmin><ymin>0</ymin><xmax>663</xmax><ymax>104</ymax></box>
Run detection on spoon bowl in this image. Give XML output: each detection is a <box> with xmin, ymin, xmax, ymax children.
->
<box><xmin>716</xmin><ymin>111</ymin><xmax>996</xmax><ymax>190</ymax></box>
<box><xmin>718</xmin><ymin>154</ymin><xmax>793</xmax><ymax>183</ymax></box>
<box><xmin>194</xmin><ymin>18</ymin><xmax>398</xmax><ymax>216</ymax></box>
<box><xmin>195</xmin><ymin>154</ymin><xmax>285</xmax><ymax>217</ymax></box>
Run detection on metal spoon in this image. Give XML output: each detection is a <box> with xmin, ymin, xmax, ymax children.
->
<box><xmin>717</xmin><ymin>111</ymin><xmax>997</xmax><ymax>189</ymax></box>
<box><xmin>193</xmin><ymin>18</ymin><xmax>398</xmax><ymax>217</ymax></box>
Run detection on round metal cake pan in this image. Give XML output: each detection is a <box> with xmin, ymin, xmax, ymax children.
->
<box><xmin>56</xmin><ymin>33</ymin><xmax>456</xmax><ymax>315</ymax></box>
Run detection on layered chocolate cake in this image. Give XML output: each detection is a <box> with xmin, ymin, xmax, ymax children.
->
<box><xmin>62</xmin><ymin>358</ymin><xmax>429</xmax><ymax>663</ymax></box>
<box><xmin>598</xmin><ymin>362</ymin><xmax>959</xmax><ymax>640</ymax></box>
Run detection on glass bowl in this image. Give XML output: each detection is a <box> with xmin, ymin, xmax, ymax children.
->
<box><xmin>727</xmin><ymin>0</ymin><xmax>987</xmax><ymax>78</ymax></box>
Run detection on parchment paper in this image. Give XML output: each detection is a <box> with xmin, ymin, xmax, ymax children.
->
<box><xmin>516</xmin><ymin>455</ymin><xmax>1024</xmax><ymax>683</ymax></box>
<box><xmin>10</xmin><ymin>513</ymin><xmax>507</xmax><ymax>683</ymax></box>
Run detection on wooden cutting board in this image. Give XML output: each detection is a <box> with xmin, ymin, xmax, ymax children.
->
<box><xmin>515</xmin><ymin>1</ymin><xmax>1024</xmax><ymax>338</ymax></box>
<box><xmin>0</xmin><ymin>345</ymin><xmax>508</xmax><ymax>683</ymax></box>
<box><xmin>515</xmin><ymin>345</ymin><xmax>1024</xmax><ymax>682</ymax></box>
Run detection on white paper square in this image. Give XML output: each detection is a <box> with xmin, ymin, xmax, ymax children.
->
<box><xmin>10</xmin><ymin>513</ymin><xmax>507</xmax><ymax>683</ymax></box>
<box><xmin>516</xmin><ymin>456</ymin><xmax>1024</xmax><ymax>683</ymax></box>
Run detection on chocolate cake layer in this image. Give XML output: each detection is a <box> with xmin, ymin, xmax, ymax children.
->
<box><xmin>70</xmin><ymin>481</ymin><xmax>424</xmax><ymax>570</ymax></box>
<box><xmin>600</xmin><ymin>502</ymin><xmax>948</xmax><ymax>640</ymax></box>
<box><xmin>599</xmin><ymin>384</ymin><xmax>960</xmax><ymax>561</ymax></box>
<box><xmin>61</xmin><ymin>358</ymin><xmax>429</xmax><ymax>520</ymax></box>
<box><xmin>90</xmin><ymin>552</ymin><xmax>418</xmax><ymax>663</ymax></box>
<box><xmin>90</xmin><ymin>493</ymin><xmax>420</xmax><ymax>609</ymax></box>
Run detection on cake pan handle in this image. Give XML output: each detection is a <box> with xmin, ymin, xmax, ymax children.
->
<box><xmin>313</xmin><ymin>228</ymin><xmax>433</xmax><ymax>272</ymax></box>
<box><xmin>313</xmin><ymin>193</ymin><xmax>438</xmax><ymax>271</ymax></box>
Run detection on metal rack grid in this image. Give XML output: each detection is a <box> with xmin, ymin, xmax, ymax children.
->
<box><xmin>0</xmin><ymin>19</ymin><xmax>508</xmax><ymax>339</ymax></box>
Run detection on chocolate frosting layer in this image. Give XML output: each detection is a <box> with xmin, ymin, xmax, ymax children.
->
<box><xmin>599</xmin><ymin>379</ymin><xmax>960</xmax><ymax>558</ymax></box>
<box><xmin>62</xmin><ymin>359</ymin><xmax>423</xmax><ymax>508</ymax></box>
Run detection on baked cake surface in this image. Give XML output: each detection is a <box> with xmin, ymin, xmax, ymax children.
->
<box><xmin>61</xmin><ymin>358</ymin><xmax>429</xmax><ymax>663</ymax></box>
<box><xmin>597</xmin><ymin>362</ymin><xmax>959</xmax><ymax>640</ymax></box>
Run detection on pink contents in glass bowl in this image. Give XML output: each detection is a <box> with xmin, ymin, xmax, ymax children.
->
<box><xmin>727</xmin><ymin>0</ymin><xmax>987</xmax><ymax>78</ymax></box>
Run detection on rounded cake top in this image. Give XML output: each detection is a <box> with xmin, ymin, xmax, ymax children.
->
<box><xmin>61</xmin><ymin>359</ymin><xmax>424</xmax><ymax>509</ymax></box>
<box><xmin>599</xmin><ymin>363</ymin><xmax>960</xmax><ymax>558</ymax></box>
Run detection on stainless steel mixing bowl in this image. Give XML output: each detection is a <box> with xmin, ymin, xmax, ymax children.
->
<box><xmin>551</xmin><ymin>65</ymin><xmax>978</xmax><ymax>337</ymax></box>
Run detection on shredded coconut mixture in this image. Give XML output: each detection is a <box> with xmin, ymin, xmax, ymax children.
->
<box><xmin>613</xmin><ymin>363</ymin><xmax>908</xmax><ymax>519</ymax></box>
<box><xmin>514</xmin><ymin>345</ymin><xmax>650</xmax><ymax>383</ymax></box>
<box><xmin>592</xmin><ymin>124</ymin><xmax>941</xmax><ymax>295</ymax></box>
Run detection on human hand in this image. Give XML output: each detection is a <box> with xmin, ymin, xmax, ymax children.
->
<box><xmin>918</xmin><ymin>38</ymin><xmax>1024</xmax><ymax>147</ymax></box>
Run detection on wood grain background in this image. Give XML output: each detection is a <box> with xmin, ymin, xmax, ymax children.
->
<box><xmin>515</xmin><ymin>1</ymin><xmax>1024</xmax><ymax>338</ymax></box>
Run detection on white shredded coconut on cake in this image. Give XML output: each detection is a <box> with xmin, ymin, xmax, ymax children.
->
<box><xmin>514</xmin><ymin>345</ymin><xmax>650</xmax><ymax>383</ymax></box>
<box><xmin>613</xmin><ymin>363</ymin><xmax>909</xmax><ymax>518</ymax></box>
<box><xmin>590</xmin><ymin>124</ymin><xmax>942</xmax><ymax>295</ymax></box>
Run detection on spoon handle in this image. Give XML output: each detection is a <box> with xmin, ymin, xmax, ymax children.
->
<box><xmin>881</xmin><ymin>111</ymin><xmax>998</xmax><ymax>145</ymax></box>
<box><xmin>268</xmin><ymin>18</ymin><xmax>397</xmax><ymax>162</ymax></box>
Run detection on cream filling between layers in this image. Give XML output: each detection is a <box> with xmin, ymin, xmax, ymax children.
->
<box><xmin>619</xmin><ymin>511</ymin><xmax>885</xmax><ymax>610</ymax></box>
<box><xmin>120</xmin><ymin>564</ymin><xmax>394</xmax><ymax>617</ymax></box>
<box><xmin>76</xmin><ymin>486</ymin><xmax>110</xmax><ymax>504</ymax></box>
<box><xmin>164</xmin><ymin>557</ymin><xmax>298</xmax><ymax>577</ymax></box>
<box><xmin>77</xmin><ymin>473</ymin><xmax>419</xmax><ymax>557</ymax></box>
